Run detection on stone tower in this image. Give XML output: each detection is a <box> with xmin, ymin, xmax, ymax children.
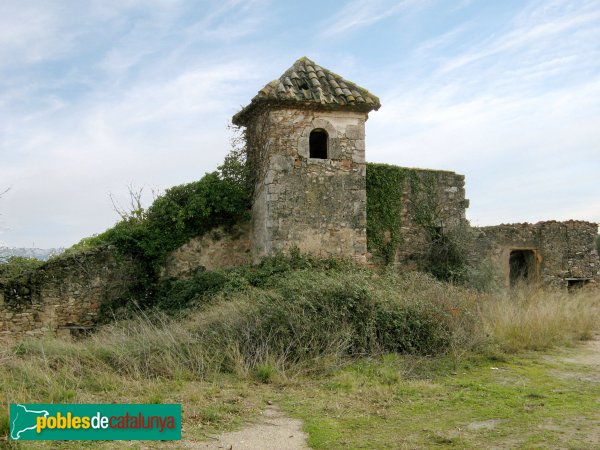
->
<box><xmin>232</xmin><ymin>57</ymin><xmax>380</xmax><ymax>262</ymax></box>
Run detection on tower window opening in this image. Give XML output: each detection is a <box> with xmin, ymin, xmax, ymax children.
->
<box><xmin>309</xmin><ymin>128</ymin><xmax>328</xmax><ymax>159</ymax></box>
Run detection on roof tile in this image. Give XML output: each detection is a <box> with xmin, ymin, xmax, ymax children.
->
<box><xmin>232</xmin><ymin>56</ymin><xmax>381</xmax><ymax>125</ymax></box>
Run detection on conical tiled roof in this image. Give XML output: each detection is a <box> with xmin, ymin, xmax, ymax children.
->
<box><xmin>232</xmin><ymin>57</ymin><xmax>381</xmax><ymax>125</ymax></box>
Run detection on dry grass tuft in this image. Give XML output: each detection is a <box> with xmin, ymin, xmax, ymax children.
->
<box><xmin>480</xmin><ymin>285</ymin><xmax>600</xmax><ymax>352</ymax></box>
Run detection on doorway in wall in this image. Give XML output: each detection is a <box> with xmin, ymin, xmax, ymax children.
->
<box><xmin>566</xmin><ymin>278</ymin><xmax>591</xmax><ymax>291</ymax></box>
<box><xmin>509</xmin><ymin>249</ymin><xmax>536</xmax><ymax>286</ymax></box>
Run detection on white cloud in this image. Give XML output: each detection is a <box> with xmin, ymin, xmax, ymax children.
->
<box><xmin>1</xmin><ymin>0</ymin><xmax>599</xmax><ymax>248</ymax></box>
<box><xmin>320</xmin><ymin>0</ymin><xmax>423</xmax><ymax>37</ymax></box>
<box><xmin>0</xmin><ymin>0</ymin><xmax>274</xmax><ymax>247</ymax></box>
<box><xmin>368</xmin><ymin>0</ymin><xmax>600</xmax><ymax>226</ymax></box>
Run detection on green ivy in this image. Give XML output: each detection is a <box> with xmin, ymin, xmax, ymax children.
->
<box><xmin>366</xmin><ymin>163</ymin><xmax>409</xmax><ymax>265</ymax></box>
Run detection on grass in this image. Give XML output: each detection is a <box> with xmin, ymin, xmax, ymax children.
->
<box><xmin>280</xmin><ymin>349</ymin><xmax>600</xmax><ymax>449</ymax></box>
<box><xmin>480</xmin><ymin>284</ymin><xmax>600</xmax><ymax>352</ymax></box>
<box><xmin>1</xmin><ymin>260</ymin><xmax>599</xmax><ymax>448</ymax></box>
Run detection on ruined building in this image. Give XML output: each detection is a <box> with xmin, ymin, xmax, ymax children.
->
<box><xmin>232</xmin><ymin>57</ymin><xmax>379</xmax><ymax>263</ymax></box>
<box><xmin>1</xmin><ymin>57</ymin><xmax>598</xmax><ymax>341</ymax></box>
<box><xmin>229</xmin><ymin>57</ymin><xmax>598</xmax><ymax>288</ymax></box>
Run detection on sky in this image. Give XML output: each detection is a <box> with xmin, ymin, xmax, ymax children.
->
<box><xmin>0</xmin><ymin>0</ymin><xmax>599</xmax><ymax>248</ymax></box>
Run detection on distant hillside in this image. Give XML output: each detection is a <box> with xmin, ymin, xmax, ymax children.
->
<box><xmin>0</xmin><ymin>247</ymin><xmax>64</xmax><ymax>262</ymax></box>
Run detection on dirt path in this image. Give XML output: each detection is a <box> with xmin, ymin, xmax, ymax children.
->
<box><xmin>187</xmin><ymin>404</ymin><xmax>309</xmax><ymax>450</ymax></box>
<box><xmin>561</xmin><ymin>336</ymin><xmax>600</xmax><ymax>366</ymax></box>
<box><xmin>183</xmin><ymin>338</ymin><xmax>600</xmax><ymax>450</ymax></box>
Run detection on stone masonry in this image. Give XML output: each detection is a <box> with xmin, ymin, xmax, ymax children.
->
<box><xmin>248</xmin><ymin>109</ymin><xmax>369</xmax><ymax>262</ymax></box>
<box><xmin>474</xmin><ymin>221</ymin><xmax>600</xmax><ymax>288</ymax></box>
<box><xmin>160</xmin><ymin>222</ymin><xmax>252</xmax><ymax>279</ymax></box>
<box><xmin>0</xmin><ymin>248</ymin><xmax>135</xmax><ymax>341</ymax></box>
<box><xmin>395</xmin><ymin>168</ymin><xmax>469</xmax><ymax>267</ymax></box>
<box><xmin>1</xmin><ymin>56</ymin><xmax>598</xmax><ymax>341</ymax></box>
<box><xmin>233</xmin><ymin>57</ymin><xmax>380</xmax><ymax>263</ymax></box>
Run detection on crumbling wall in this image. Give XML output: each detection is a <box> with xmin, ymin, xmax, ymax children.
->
<box><xmin>395</xmin><ymin>169</ymin><xmax>469</xmax><ymax>267</ymax></box>
<box><xmin>248</xmin><ymin>108</ymin><xmax>368</xmax><ymax>262</ymax></box>
<box><xmin>160</xmin><ymin>222</ymin><xmax>252</xmax><ymax>279</ymax></box>
<box><xmin>0</xmin><ymin>248</ymin><xmax>136</xmax><ymax>341</ymax></box>
<box><xmin>1</xmin><ymin>221</ymin><xmax>255</xmax><ymax>342</ymax></box>
<box><xmin>474</xmin><ymin>221</ymin><xmax>600</xmax><ymax>288</ymax></box>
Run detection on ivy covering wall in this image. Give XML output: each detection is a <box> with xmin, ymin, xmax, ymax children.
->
<box><xmin>365</xmin><ymin>163</ymin><xmax>410</xmax><ymax>265</ymax></box>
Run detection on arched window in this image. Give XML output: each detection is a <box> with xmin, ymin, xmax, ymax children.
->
<box><xmin>309</xmin><ymin>128</ymin><xmax>328</xmax><ymax>159</ymax></box>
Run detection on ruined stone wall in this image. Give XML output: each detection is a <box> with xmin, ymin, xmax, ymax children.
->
<box><xmin>160</xmin><ymin>222</ymin><xmax>252</xmax><ymax>279</ymax></box>
<box><xmin>249</xmin><ymin>108</ymin><xmax>368</xmax><ymax>262</ymax></box>
<box><xmin>474</xmin><ymin>221</ymin><xmax>600</xmax><ymax>287</ymax></box>
<box><xmin>0</xmin><ymin>248</ymin><xmax>136</xmax><ymax>341</ymax></box>
<box><xmin>395</xmin><ymin>169</ymin><xmax>469</xmax><ymax>267</ymax></box>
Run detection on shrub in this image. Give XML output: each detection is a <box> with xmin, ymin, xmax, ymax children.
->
<box><xmin>182</xmin><ymin>266</ymin><xmax>481</xmax><ymax>376</ymax></box>
<box><xmin>58</xmin><ymin>149</ymin><xmax>252</xmax><ymax>309</ymax></box>
<box><xmin>154</xmin><ymin>251</ymin><xmax>355</xmax><ymax>310</ymax></box>
<box><xmin>0</xmin><ymin>256</ymin><xmax>43</xmax><ymax>282</ymax></box>
<box><xmin>100</xmin><ymin>170</ymin><xmax>251</xmax><ymax>271</ymax></box>
<box><xmin>375</xmin><ymin>301</ymin><xmax>452</xmax><ymax>355</ymax></box>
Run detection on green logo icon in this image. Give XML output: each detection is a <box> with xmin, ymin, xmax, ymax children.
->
<box><xmin>10</xmin><ymin>404</ymin><xmax>181</xmax><ymax>441</ymax></box>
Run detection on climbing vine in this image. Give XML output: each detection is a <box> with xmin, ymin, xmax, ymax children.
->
<box><xmin>407</xmin><ymin>170</ymin><xmax>471</xmax><ymax>283</ymax></box>
<box><xmin>367</xmin><ymin>164</ymin><xmax>471</xmax><ymax>282</ymax></box>
<box><xmin>366</xmin><ymin>163</ymin><xmax>409</xmax><ymax>265</ymax></box>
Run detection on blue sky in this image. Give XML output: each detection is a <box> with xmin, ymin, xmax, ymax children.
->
<box><xmin>1</xmin><ymin>0</ymin><xmax>599</xmax><ymax>248</ymax></box>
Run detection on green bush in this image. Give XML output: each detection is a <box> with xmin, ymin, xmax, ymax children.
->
<box><xmin>99</xmin><ymin>170</ymin><xmax>250</xmax><ymax>271</ymax></box>
<box><xmin>155</xmin><ymin>270</ymin><xmax>231</xmax><ymax>309</ymax></box>
<box><xmin>422</xmin><ymin>227</ymin><xmax>471</xmax><ymax>284</ymax></box>
<box><xmin>0</xmin><ymin>256</ymin><xmax>43</xmax><ymax>282</ymax></box>
<box><xmin>155</xmin><ymin>250</ymin><xmax>355</xmax><ymax>310</ymax></box>
<box><xmin>375</xmin><ymin>301</ymin><xmax>452</xmax><ymax>355</ymax></box>
<box><xmin>178</xmin><ymin>261</ymin><xmax>480</xmax><ymax>373</ymax></box>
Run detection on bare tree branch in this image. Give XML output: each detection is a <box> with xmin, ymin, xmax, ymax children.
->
<box><xmin>109</xmin><ymin>183</ymin><xmax>150</xmax><ymax>222</ymax></box>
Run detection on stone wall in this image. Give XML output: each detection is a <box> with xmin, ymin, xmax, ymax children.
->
<box><xmin>395</xmin><ymin>168</ymin><xmax>469</xmax><ymax>267</ymax></box>
<box><xmin>248</xmin><ymin>108</ymin><xmax>368</xmax><ymax>263</ymax></box>
<box><xmin>160</xmin><ymin>222</ymin><xmax>252</xmax><ymax>279</ymax></box>
<box><xmin>0</xmin><ymin>248</ymin><xmax>135</xmax><ymax>341</ymax></box>
<box><xmin>474</xmin><ymin>220</ymin><xmax>600</xmax><ymax>288</ymax></box>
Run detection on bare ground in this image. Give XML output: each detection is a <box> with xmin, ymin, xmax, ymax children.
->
<box><xmin>186</xmin><ymin>404</ymin><xmax>309</xmax><ymax>450</ymax></box>
<box><xmin>184</xmin><ymin>337</ymin><xmax>600</xmax><ymax>450</ymax></box>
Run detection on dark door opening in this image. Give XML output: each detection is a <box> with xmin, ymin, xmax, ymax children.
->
<box><xmin>567</xmin><ymin>278</ymin><xmax>590</xmax><ymax>291</ymax></box>
<box><xmin>509</xmin><ymin>249</ymin><xmax>536</xmax><ymax>286</ymax></box>
<box><xmin>309</xmin><ymin>129</ymin><xmax>328</xmax><ymax>159</ymax></box>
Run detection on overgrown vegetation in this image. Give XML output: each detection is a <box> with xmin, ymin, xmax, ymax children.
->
<box><xmin>481</xmin><ymin>285</ymin><xmax>600</xmax><ymax>352</ymax></box>
<box><xmin>2</xmin><ymin>256</ymin><xmax>599</xmax><ymax>448</ymax></box>
<box><xmin>366</xmin><ymin>163</ymin><xmax>408</xmax><ymax>265</ymax></box>
<box><xmin>154</xmin><ymin>254</ymin><xmax>482</xmax><ymax>364</ymax></box>
<box><xmin>407</xmin><ymin>170</ymin><xmax>471</xmax><ymax>283</ymax></box>
<box><xmin>0</xmin><ymin>256</ymin><xmax>42</xmax><ymax>282</ymax></box>
<box><xmin>84</xmin><ymin>157</ymin><xmax>250</xmax><ymax>271</ymax></box>
<box><xmin>58</xmin><ymin>148</ymin><xmax>252</xmax><ymax>307</ymax></box>
<box><xmin>366</xmin><ymin>163</ymin><xmax>472</xmax><ymax>284</ymax></box>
